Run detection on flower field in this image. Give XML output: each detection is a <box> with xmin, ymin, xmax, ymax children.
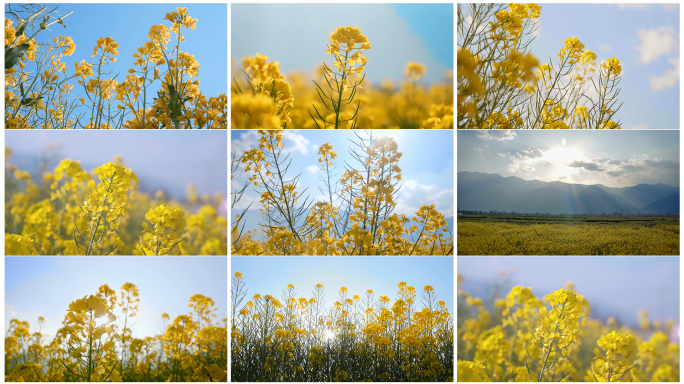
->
<box><xmin>457</xmin><ymin>275</ymin><xmax>680</xmax><ymax>382</ymax></box>
<box><xmin>5</xmin><ymin>282</ymin><xmax>227</xmax><ymax>382</ymax></box>
<box><xmin>231</xmin><ymin>130</ymin><xmax>453</xmax><ymax>255</ymax></box>
<box><xmin>5</xmin><ymin>149</ymin><xmax>227</xmax><ymax>255</ymax></box>
<box><xmin>457</xmin><ymin>217</ymin><xmax>679</xmax><ymax>255</ymax></box>
<box><xmin>231</xmin><ymin>25</ymin><xmax>453</xmax><ymax>130</ymax></box>
<box><xmin>231</xmin><ymin>272</ymin><xmax>453</xmax><ymax>381</ymax></box>
<box><xmin>5</xmin><ymin>4</ymin><xmax>226</xmax><ymax>129</ymax></box>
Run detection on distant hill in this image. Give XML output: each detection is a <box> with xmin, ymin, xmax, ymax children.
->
<box><xmin>458</xmin><ymin>171</ymin><xmax>678</xmax><ymax>215</ymax></box>
<box><xmin>641</xmin><ymin>192</ymin><xmax>679</xmax><ymax>215</ymax></box>
<box><xmin>620</xmin><ymin>184</ymin><xmax>679</xmax><ymax>209</ymax></box>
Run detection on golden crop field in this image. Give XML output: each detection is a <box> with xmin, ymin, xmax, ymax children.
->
<box><xmin>5</xmin><ymin>149</ymin><xmax>227</xmax><ymax>255</ymax></box>
<box><xmin>231</xmin><ymin>26</ymin><xmax>453</xmax><ymax>130</ymax></box>
<box><xmin>457</xmin><ymin>217</ymin><xmax>679</xmax><ymax>255</ymax></box>
<box><xmin>5</xmin><ymin>283</ymin><xmax>226</xmax><ymax>382</ymax></box>
<box><xmin>231</xmin><ymin>272</ymin><xmax>454</xmax><ymax>382</ymax></box>
<box><xmin>457</xmin><ymin>275</ymin><xmax>679</xmax><ymax>382</ymax></box>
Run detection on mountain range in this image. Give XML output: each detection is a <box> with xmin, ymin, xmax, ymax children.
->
<box><xmin>458</xmin><ymin>171</ymin><xmax>679</xmax><ymax>215</ymax></box>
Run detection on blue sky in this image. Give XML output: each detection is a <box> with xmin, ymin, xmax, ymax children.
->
<box><xmin>232</xmin><ymin>257</ymin><xmax>454</xmax><ymax>314</ymax></box>
<box><xmin>231</xmin><ymin>130</ymin><xmax>454</xmax><ymax>236</ymax></box>
<box><xmin>232</xmin><ymin>4</ymin><xmax>453</xmax><ymax>85</ymax></box>
<box><xmin>458</xmin><ymin>130</ymin><xmax>680</xmax><ymax>187</ymax></box>
<box><xmin>459</xmin><ymin>3</ymin><xmax>679</xmax><ymax>129</ymax></box>
<box><xmin>458</xmin><ymin>256</ymin><xmax>679</xmax><ymax>327</ymax></box>
<box><xmin>7</xmin><ymin>130</ymin><xmax>227</xmax><ymax>202</ymax></box>
<box><xmin>6</xmin><ymin>3</ymin><xmax>227</xmax><ymax>125</ymax></box>
<box><xmin>6</xmin><ymin>257</ymin><xmax>227</xmax><ymax>340</ymax></box>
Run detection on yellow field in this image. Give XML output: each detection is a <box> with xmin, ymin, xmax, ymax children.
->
<box><xmin>457</xmin><ymin>221</ymin><xmax>679</xmax><ymax>255</ymax></box>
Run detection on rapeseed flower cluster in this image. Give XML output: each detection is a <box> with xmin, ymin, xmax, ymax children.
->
<box><xmin>457</xmin><ymin>275</ymin><xmax>680</xmax><ymax>382</ymax></box>
<box><xmin>458</xmin><ymin>3</ymin><xmax>623</xmax><ymax>129</ymax></box>
<box><xmin>5</xmin><ymin>283</ymin><xmax>226</xmax><ymax>382</ymax></box>
<box><xmin>5</xmin><ymin>149</ymin><xmax>227</xmax><ymax>255</ymax></box>
<box><xmin>5</xmin><ymin>6</ymin><xmax>226</xmax><ymax>129</ymax></box>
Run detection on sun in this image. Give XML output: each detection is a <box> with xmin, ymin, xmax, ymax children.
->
<box><xmin>324</xmin><ymin>330</ymin><xmax>336</xmax><ymax>341</ymax></box>
<box><xmin>544</xmin><ymin>148</ymin><xmax>581</xmax><ymax>165</ymax></box>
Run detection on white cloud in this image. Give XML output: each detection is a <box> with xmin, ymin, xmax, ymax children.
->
<box><xmin>427</xmin><ymin>189</ymin><xmax>453</xmax><ymax>202</ymax></box>
<box><xmin>649</xmin><ymin>57</ymin><xmax>680</xmax><ymax>91</ymax></box>
<box><xmin>613</xmin><ymin>3</ymin><xmax>649</xmax><ymax>9</ymax></box>
<box><xmin>232</xmin><ymin>193</ymin><xmax>255</xmax><ymax>210</ymax></box>
<box><xmin>403</xmin><ymin>179</ymin><xmax>436</xmax><ymax>192</ymax></box>
<box><xmin>463</xmin><ymin>14</ymin><xmax>488</xmax><ymax>35</ymax></box>
<box><xmin>306</xmin><ymin>165</ymin><xmax>319</xmax><ymax>174</ymax></box>
<box><xmin>531</xmin><ymin>20</ymin><xmax>541</xmax><ymax>39</ymax></box>
<box><xmin>233</xmin><ymin>131</ymin><xmax>313</xmax><ymax>158</ymax></box>
<box><xmin>230</xmin><ymin>131</ymin><xmax>260</xmax><ymax>158</ymax></box>
<box><xmin>282</xmin><ymin>131</ymin><xmax>311</xmax><ymax>154</ymax></box>
<box><xmin>498</xmin><ymin>153</ymin><xmax>506</xmax><ymax>158</ymax></box>
<box><xmin>473</xmin><ymin>147</ymin><xmax>482</xmax><ymax>153</ymax></box>
<box><xmin>475</xmin><ymin>130</ymin><xmax>517</xmax><ymax>141</ymax></box>
<box><xmin>396</xmin><ymin>185</ymin><xmax>453</xmax><ymax>218</ymax></box>
<box><xmin>598</xmin><ymin>44</ymin><xmax>612</xmax><ymax>51</ymax></box>
<box><xmin>635</xmin><ymin>26</ymin><xmax>678</xmax><ymax>64</ymax></box>
<box><xmin>607</xmin><ymin>4</ymin><xmax>677</xmax><ymax>11</ymax></box>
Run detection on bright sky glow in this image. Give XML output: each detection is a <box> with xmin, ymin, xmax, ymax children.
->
<box><xmin>231</xmin><ymin>130</ymin><xmax>454</xmax><ymax>237</ymax></box>
<box><xmin>6</xmin><ymin>130</ymin><xmax>227</xmax><ymax>202</ymax></box>
<box><xmin>323</xmin><ymin>330</ymin><xmax>337</xmax><ymax>341</ymax></box>
<box><xmin>459</xmin><ymin>3</ymin><xmax>679</xmax><ymax>128</ymax></box>
<box><xmin>459</xmin><ymin>130</ymin><xmax>679</xmax><ymax>188</ymax></box>
<box><xmin>232</xmin><ymin>257</ymin><xmax>454</xmax><ymax>315</ymax></box>
<box><xmin>6</xmin><ymin>257</ymin><xmax>227</xmax><ymax>341</ymax></box>
<box><xmin>458</xmin><ymin>256</ymin><xmax>679</xmax><ymax>326</ymax></box>
<box><xmin>232</xmin><ymin>4</ymin><xmax>453</xmax><ymax>85</ymax></box>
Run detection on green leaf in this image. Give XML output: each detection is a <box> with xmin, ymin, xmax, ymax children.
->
<box><xmin>5</xmin><ymin>43</ymin><xmax>30</xmax><ymax>70</ymax></box>
<box><xmin>15</xmin><ymin>22</ymin><xmax>27</xmax><ymax>38</ymax></box>
<box><xmin>20</xmin><ymin>96</ymin><xmax>43</xmax><ymax>107</ymax></box>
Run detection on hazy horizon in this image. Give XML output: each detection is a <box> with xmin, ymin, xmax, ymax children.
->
<box><xmin>458</xmin><ymin>170</ymin><xmax>678</xmax><ymax>189</ymax></box>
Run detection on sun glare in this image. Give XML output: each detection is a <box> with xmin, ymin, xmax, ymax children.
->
<box><xmin>544</xmin><ymin>148</ymin><xmax>580</xmax><ymax>165</ymax></box>
<box><xmin>324</xmin><ymin>330</ymin><xmax>336</xmax><ymax>341</ymax></box>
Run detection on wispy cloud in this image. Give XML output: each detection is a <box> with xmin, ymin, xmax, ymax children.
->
<box><xmin>475</xmin><ymin>130</ymin><xmax>517</xmax><ymax>141</ymax></box>
<box><xmin>635</xmin><ymin>26</ymin><xmax>678</xmax><ymax>64</ymax></box>
<box><xmin>625</xmin><ymin>124</ymin><xmax>650</xmax><ymax>129</ymax></box>
<box><xmin>650</xmin><ymin>57</ymin><xmax>680</xmax><ymax>92</ymax></box>
<box><xmin>282</xmin><ymin>132</ymin><xmax>312</xmax><ymax>155</ymax></box>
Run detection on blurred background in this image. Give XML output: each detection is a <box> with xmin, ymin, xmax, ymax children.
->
<box><xmin>7</xmin><ymin>130</ymin><xmax>227</xmax><ymax>208</ymax></box>
<box><xmin>232</xmin><ymin>3</ymin><xmax>452</xmax><ymax>85</ymax></box>
<box><xmin>6</xmin><ymin>256</ymin><xmax>227</xmax><ymax>341</ymax></box>
<box><xmin>458</xmin><ymin>256</ymin><xmax>679</xmax><ymax>331</ymax></box>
